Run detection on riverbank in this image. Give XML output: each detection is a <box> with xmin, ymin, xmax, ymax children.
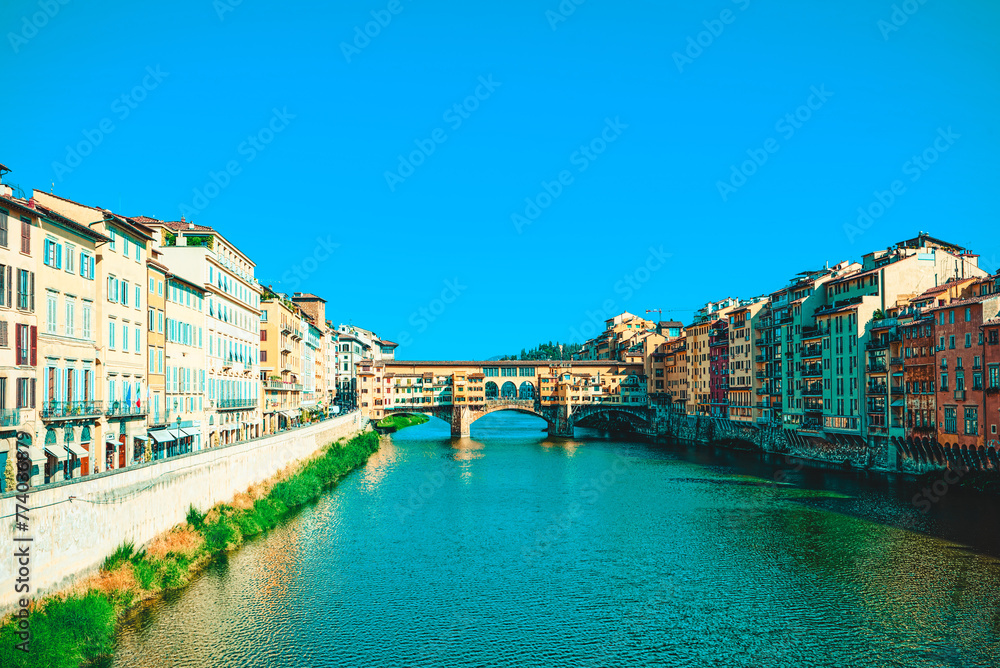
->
<box><xmin>0</xmin><ymin>429</ymin><xmax>382</xmax><ymax>668</ymax></box>
<box><xmin>375</xmin><ymin>414</ymin><xmax>430</xmax><ymax>433</ymax></box>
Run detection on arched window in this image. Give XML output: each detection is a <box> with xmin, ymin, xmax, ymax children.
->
<box><xmin>45</xmin><ymin>429</ymin><xmax>57</xmax><ymax>445</ymax></box>
<box><xmin>80</xmin><ymin>427</ymin><xmax>91</xmax><ymax>443</ymax></box>
<box><xmin>500</xmin><ymin>382</ymin><xmax>517</xmax><ymax>399</ymax></box>
<box><xmin>518</xmin><ymin>382</ymin><xmax>535</xmax><ymax>400</ymax></box>
<box><xmin>485</xmin><ymin>382</ymin><xmax>498</xmax><ymax>399</ymax></box>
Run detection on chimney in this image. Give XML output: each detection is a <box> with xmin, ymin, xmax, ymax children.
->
<box><xmin>0</xmin><ymin>164</ymin><xmax>12</xmax><ymax>198</ymax></box>
<box><xmin>181</xmin><ymin>215</ymin><xmax>185</xmax><ymax>223</ymax></box>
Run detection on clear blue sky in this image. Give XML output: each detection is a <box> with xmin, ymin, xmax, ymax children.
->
<box><xmin>3</xmin><ymin>0</ymin><xmax>997</xmax><ymax>359</ymax></box>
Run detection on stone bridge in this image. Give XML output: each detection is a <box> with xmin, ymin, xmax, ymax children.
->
<box><xmin>385</xmin><ymin>399</ymin><xmax>654</xmax><ymax>438</ymax></box>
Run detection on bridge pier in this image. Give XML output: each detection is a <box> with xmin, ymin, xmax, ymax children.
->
<box><xmin>451</xmin><ymin>405</ymin><xmax>471</xmax><ymax>437</ymax></box>
<box><xmin>545</xmin><ymin>405</ymin><xmax>574</xmax><ymax>438</ymax></box>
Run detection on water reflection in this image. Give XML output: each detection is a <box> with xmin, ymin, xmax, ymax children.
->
<box><xmin>109</xmin><ymin>413</ymin><xmax>1000</xmax><ymax>668</ymax></box>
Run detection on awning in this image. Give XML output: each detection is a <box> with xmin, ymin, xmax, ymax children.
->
<box><xmin>44</xmin><ymin>444</ymin><xmax>68</xmax><ymax>461</ymax></box>
<box><xmin>133</xmin><ymin>435</ymin><xmax>150</xmax><ymax>442</ymax></box>
<box><xmin>26</xmin><ymin>446</ymin><xmax>47</xmax><ymax>464</ymax></box>
<box><xmin>891</xmin><ymin>399</ymin><xmax>905</xmax><ymax>407</ymax></box>
<box><xmin>281</xmin><ymin>410</ymin><xmax>298</xmax><ymax>419</ymax></box>
<box><xmin>178</xmin><ymin>428</ymin><xmax>197</xmax><ymax>439</ymax></box>
<box><xmin>105</xmin><ymin>434</ymin><xmax>119</xmax><ymax>442</ymax></box>
<box><xmin>149</xmin><ymin>428</ymin><xmax>181</xmax><ymax>443</ymax></box>
<box><xmin>66</xmin><ymin>443</ymin><xmax>88</xmax><ymax>458</ymax></box>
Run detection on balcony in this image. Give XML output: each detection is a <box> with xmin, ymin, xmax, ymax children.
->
<box><xmin>217</xmin><ymin>398</ymin><xmax>258</xmax><ymax>410</ymax></box>
<box><xmin>890</xmin><ymin>357</ymin><xmax>904</xmax><ymax>366</ymax></box>
<box><xmin>755</xmin><ymin>371</ymin><xmax>767</xmax><ymax>379</ymax></box>
<box><xmin>106</xmin><ymin>402</ymin><xmax>149</xmax><ymax>418</ymax></box>
<box><xmin>866</xmin><ymin>384</ymin><xmax>888</xmax><ymax>395</ymax></box>
<box><xmin>890</xmin><ymin>384</ymin><xmax>905</xmax><ymax>395</ymax></box>
<box><xmin>800</xmin><ymin>345</ymin><xmax>822</xmax><ymax>358</ymax></box>
<box><xmin>0</xmin><ymin>409</ymin><xmax>21</xmax><ymax>427</ymax></box>
<box><xmin>41</xmin><ymin>401</ymin><xmax>103</xmax><ymax>420</ymax></box>
<box><xmin>867</xmin><ymin>363</ymin><xmax>888</xmax><ymax>373</ymax></box>
<box><xmin>756</xmin><ymin>387</ymin><xmax>769</xmax><ymax>395</ymax></box>
<box><xmin>755</xmin><ymin>354</ymin><xmax>767</xmax><ymax>362</ymax></box>
<box><xmin>280</xmin><ymin>321</ymin><xmax>292</xmax><ymax>334</ymax></box>
<box><xmin>802</xmin><ymin>386</ymin><xmax>823</xmax><ymax>397</ymax></box>
<box><xmin>801</xmin><ymin>327</ymin><xmax>821</xmax><ymax>339</ymax></box>
<box><xmin>801</xmin><ymin>365</ymin><xmax>822</xmax><ymax>378</ymax></box>
<box><xmin>148</xmin><ymin>410</ymin><xmax>171</xmax><ymax>426</ymax></box>
<box><xmin>954</xmin><ymin>389</ymin><xmax>966</xmax><ymax>401</ymax></box>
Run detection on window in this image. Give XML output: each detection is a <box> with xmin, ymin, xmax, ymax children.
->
<box><xmin>964</xmin><ymin>407</ymin><xmax>978</xmax><ymax>435</ymax></box>
<box><xmin>46</xmin><ymin>293</ymin><xmax>57</xmax><ymax>334</ymax></box>
<box><xmin>109</xmin><ymin>320</ymin><xmax>116</xmax><ymax>349</ymax></box>
<box><xmin>20</xmin><ymin>219</ymin><xmax>30</xmax><ymax>254</ymax></box>
<box><xmin>149</xmin><ymin>278</ymin><xmax>155</xmax><ymax>293</ymax></box>
<box><xmin>108</xmin><ymin>276</ymin><xmax>118</xmax><ymax>303</ymax></box>
<box><xmin>82</xmin><ymin>303</ymin><xmax>92</xmax><ymax>339</ymax></box>
<box><xmin>15</xmin><ymin>324</ymin><xmax>35</xmax><ymax>366</ymax></box>
<box><xmin>949</xmin><ymin>335</ymin><xmax>955</xmax><ymax>349</ymax></box>
<box><xmin>65</xmin><ymin>245</ymin><xmax>75</xmax><ymax>273</ymax></box>
<box><xmin>944</xmin><ymin>407</ymin><xmax>957</xmax><ymax>434</ymax></box>
<box><xmin>121</xmin><ymin>280</ymin><xmax>129</xmax><ymax>306</ymax></box>
<box><xmin>965</xmin><ymin>308</ymin><xmax>971</xmax><ymax>322</ymax></box>
<box><xmin>135</xmin><ymin>285</ymin><xmax>140</xmax><ymax>309</ymax></box>
<box><xmin>123</xmin><ymin>236</ymin><xmax>130</xmax><ymax>258</ymax></box>
<box><xmin>64</xmin><ymin>298</ymin><xmax>75</xmax><ymax>337</ymax></box>
<box><xmin>123</xmin><ymin>323</ymin><xmax>129</xmax><ymax>351</ymax></box>
<box><xmin>135</xmin><ymin>327</ymin><xmax>140</xmax><ymax>352</ymax></box>
<box><xmin>940</xmin><ymin>372</ymin><xmax>948</xmax><ymax>391</ymax></box>
<box><xmin>109</xmin><ymin>228</ymin><xmax>116</xmax><ymax>251</ymax></box>
<box><xmin>80</xmin><ymin>253</ymin><xmax>95</xmax><ymax>279</ymax></box>
<box><xmin>0</xmin><ymin>264</ymin><xmax>7</xmax><ymax>307</ymax></box>
<box><xmin>965</xmin><ymin>333</ymin><xmax>972</xmax><ymax>348</ymax></box>
<box><xmin>0</xmin><ymin>209</ymin><xmax>7</xmax><ymax>247</ymax></box>
<box><xmin>43</xmin><ymin>239</ymin><xmax>62</xmax><ymax>268</ymax></box>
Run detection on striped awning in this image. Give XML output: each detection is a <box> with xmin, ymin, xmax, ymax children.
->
<box><xmin>66</xmin><ymin>443</ymin><xmax>88</xmax><ymax>458</ymax></box>
<box><xmin>44</xmin><ymin>444</ymin><xmax>68</xmax><ymax>461</ymax></box>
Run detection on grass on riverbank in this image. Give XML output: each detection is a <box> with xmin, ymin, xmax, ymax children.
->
<box><xmin>376</xmin><ymin>414</ymin><xmax>429</xmax><ymax>430</ymax></box>
<box><xmin>0</xmin><ymin>429</ymin><xmax>381</xmax><ymax>668</ymax></box>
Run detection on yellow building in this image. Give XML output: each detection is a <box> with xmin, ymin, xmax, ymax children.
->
<box><xmin>260</xmin><ymin>290</ymin><xmax>303</xmax><ymax>432</ymax></box>
<box><xmin>29</xmin><ymin>199</ymin><xmax>107</xmax><ymax>481</ymax></box>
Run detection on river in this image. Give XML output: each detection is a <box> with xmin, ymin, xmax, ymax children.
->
<box><xmin>105</xmin><ymin>412</ymin><xmax>1000</xmax><ymax>667</ymax></box>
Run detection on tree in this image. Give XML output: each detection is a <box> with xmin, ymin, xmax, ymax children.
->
<box><xmin>4</xmin><ymin>454</ymin><xmax>15</xmax><ymax>493</ymax></box>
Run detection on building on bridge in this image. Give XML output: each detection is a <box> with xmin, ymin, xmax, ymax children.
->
<box><xmin>366</xmin><ymin>360</ymin><xmax>651</xmax><ymax>436</ymax></box>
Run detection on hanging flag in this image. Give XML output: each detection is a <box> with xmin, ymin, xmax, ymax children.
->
<box><xmin>125</xmin><ymin>383</ymin><xmax>132</xmax><ymax>409</ymax></box>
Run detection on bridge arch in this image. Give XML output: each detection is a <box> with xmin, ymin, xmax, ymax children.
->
<box><xmin>485</xmin><ymin>382</ymin><xmax>498</xmax><ymax>399</ymax></box>
<box><xmin>500</xmin><ymin>382</ymin><xmax>517</xmax><ymax>399</ymax></box>
<box><xmin>518</xmin><ymin>381</ymin><xmax>535</xmax><ymax>400</ymax></box>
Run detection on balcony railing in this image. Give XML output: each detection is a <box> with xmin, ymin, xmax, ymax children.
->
<box><xmin>802</xmin><ymin>387</ymin><xmax>823</xmax><ymax>397</ymax></box>
<box><xmin>866</xmin><ymin>385</ymin><xmax>888</xmax><ymax>395</ymax></box>
<box><xmin>801</xmin><ymin>327</ymin><xmax>821</xmax><ymax>339</ymax></box>
<box><xmin>954</xmin><ymin>389</ymin><xmax>966</xmax><ymax>401</ymax></box>
<box><xmin>0</xmin><ymin>409</ymin><xmax>21</xmax><ymax>427</ymax></box>
<box><xmin>41</xmin><ymin>401</ymin><xmax>103</xmax><ymax>419</ymax></box>
<box><xmin>217</xmin><ymin>398</ymin><xmax>258</xmax><ymax>409</ymax></box>
<box><xmin>800</xmin><ymin>346</ymin><xmax>822</xmax><ymax>358</ymax></box>
<box><xmin>755</xmin><ymin>354</ymin><xmax>767</xmax><ymax>362</ymax></box>
<box><xmin>801</xmin><ymin>365</ymin><xmax>822</xmax><ymax>377</ymax></box>
<box><xmin>867</xmin><ymin>363</ymin><xmax>887</xmax><ymax>373</ymax></box>
<box><xmin>106</xmin><ymin>402</ymin><xmax>150</xmax><ymax>417</ymax></box>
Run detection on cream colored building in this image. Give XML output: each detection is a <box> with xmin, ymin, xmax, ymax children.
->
<box><xmin>33</xmin><ymin>192</ymin><xmax>152</xmax><ymax>471</ymax></box>
<box><xmin>141</xmin><ymin>219</ymin><xmax>262</xmax><ymax>446</ymax></box>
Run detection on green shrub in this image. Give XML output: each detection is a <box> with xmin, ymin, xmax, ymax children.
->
<box><xmin>186</xmin><ymin>505</ymin><xmax>206</xmax><ymax>529</ymax></box>
<box><xmin>101</xmin><ymin>542</ymin><xmax>135</xmax><ymax>572</ymax></box>
<box><xmin>131</xmin><ymin>558</ymin><xmax>158</xmax><ymax>590</ymax></box>
<box><xmin>202</xmin><ymin>519</ymin><xmax>237</xmax><ymax>553</ymax></box>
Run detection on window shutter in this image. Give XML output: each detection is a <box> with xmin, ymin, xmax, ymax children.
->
<box><xmin>29</xmin><ymin>272</ymin><xmax>34</xmax><ymax>311</ymax></box>
<box><xmin>30</xmin><ymin>325</ymin><xmax>36</xmax><ymax>366</ymax></box>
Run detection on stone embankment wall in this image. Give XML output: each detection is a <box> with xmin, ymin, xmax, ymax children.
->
<box><xmin>0</xmin><ymin>413</ymin><xmax>365</xmax><ymax>612</ymax></box>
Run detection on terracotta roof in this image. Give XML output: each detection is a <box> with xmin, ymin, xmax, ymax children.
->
<box><xmin>293</xmin><ymin>293</ymin><xmax>325</xmax><ymax>302</ymax></box>
<box><xmin>983</xmin><ymin>317</ymin><xmax>1000</xmax><ymax>327</ymax></box>
<box><xmin>30</xmin><ymin>202</ymin><xmax>111</xmax><ymax>243</ymax></box>
<box><xmin>161</xmin><ymin>220</ymin><xmax>215</xmax><ymax>232</ymax></box>
<box><xmin>828</xmin><ymin>267</ymin><xmax>878</xmax><ymax>286</ymax></box>
<box><xmin>926</xmin><ymin>293</ymin><xmax>1000</xmax><ymax>312</ymax></box>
